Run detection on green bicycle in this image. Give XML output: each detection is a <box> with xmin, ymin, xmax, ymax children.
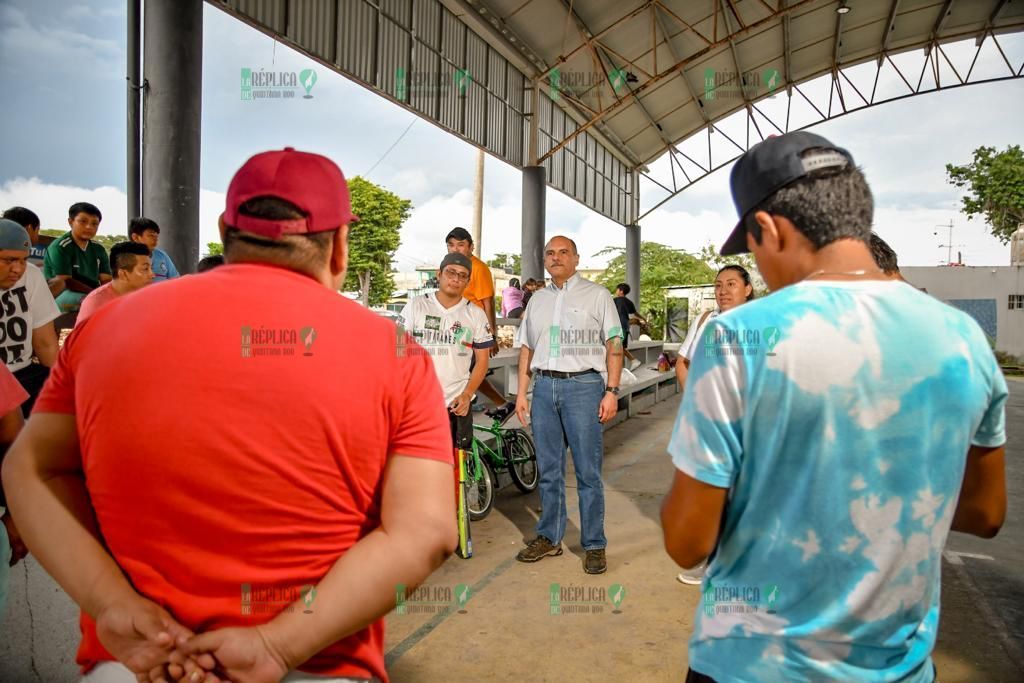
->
<box><xmin>464</xmin><ymin>412</ymin><xmax>538</xmax><ymax>521</ymax></box>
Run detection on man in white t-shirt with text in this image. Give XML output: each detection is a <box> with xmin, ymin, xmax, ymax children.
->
<box><xmin>0</xmin><ymin>219</ymin><xmax>59</xmax><ymax>416</ymax></box>
<box><xmin>400</xmin><ymin>252</ymin><xmax>495</xmax><ymax>450</ymax></box>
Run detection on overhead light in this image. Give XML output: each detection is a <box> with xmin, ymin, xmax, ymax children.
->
<box><xmin>836</xmin><ymin>4</ymin><xmax>851</xmax><ymax>14</ymax></box>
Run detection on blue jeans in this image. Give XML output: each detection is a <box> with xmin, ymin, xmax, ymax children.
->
<box><xmin>530</xmin><ymin>372</ymin><xmax>607</xmax><ymax>550</ymax></box>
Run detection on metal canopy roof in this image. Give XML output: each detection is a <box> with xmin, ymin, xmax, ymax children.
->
<box><xmin>211</xmin><ymin>0</ymin><xmax>1024</xmax><ymax>225</ymax></box>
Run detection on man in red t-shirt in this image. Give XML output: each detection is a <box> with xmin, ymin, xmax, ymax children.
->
<box><xmin>2</xmin><ymin>148</ymin><xmax>456</xmax><ymax>682</ymax></box>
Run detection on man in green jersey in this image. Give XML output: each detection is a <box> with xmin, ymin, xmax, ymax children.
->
<box><xmin>43</xmin><ymin>202</ymin><xmax>112</xmax><ymax>312</ymax></box>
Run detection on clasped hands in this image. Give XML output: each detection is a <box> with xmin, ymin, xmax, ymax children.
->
<box><xmin>96</xmin><ymin>593</ymin><xmax>293</xmax><ymax>683</ymax></box>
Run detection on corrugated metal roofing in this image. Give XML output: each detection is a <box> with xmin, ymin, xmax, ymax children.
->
<box><xmin>212</xmin><ymin>0</ymin><xmax>1024</xmax><ymax>224</ymax></box>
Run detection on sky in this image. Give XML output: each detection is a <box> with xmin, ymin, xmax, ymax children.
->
<box><xmin>1</xmin><ymin>0</ymin><xmax>1023</xmax><ymax>272</ymax></box>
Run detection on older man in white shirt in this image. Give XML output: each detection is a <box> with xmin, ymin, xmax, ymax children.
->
<box><xmin>514</xmin><ymin>236</ymin><xmax>624</xmax><ymax>574</ymax></box>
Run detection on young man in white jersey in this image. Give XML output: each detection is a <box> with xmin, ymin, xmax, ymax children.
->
<box><xmin>399</xmin><ymin>252</ymin><xmax>495</xmax><ymax>449</ymax></box>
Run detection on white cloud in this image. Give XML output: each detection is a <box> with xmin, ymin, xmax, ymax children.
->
<box><xmin>2</xmin><ymin>3</ymin><xmax>1021</xmax><ymax>284</ymax></box>
<box><xmin>0</xmin><ymin>177</ymin><xmax>226</xmax><ymax>260</ymax></box>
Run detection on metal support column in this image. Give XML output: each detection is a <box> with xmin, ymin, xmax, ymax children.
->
<box><xmin>127</xmin><ymin>0</ymin><xmax>142</xmax><ymax>219</ymax></box>
<box><xmin>625</xmin><ymin>169</ymin><xmax>641</xmax><ymax>307</ymax></box>
<box><xmin>522</xmin><ymin>79</ymin><xmax>545</xmax><ymax>281</ymax></box>
<box><xmin>626</xmin><ymin>223</ymin><xmax>640</xmax><ymax>308</ymax></box>
<box><xmin>522</xmin><ymin>166</ymin><xmax>546</xmax><ymax>282</ymax></box>
<box><xmin>142</xmin><ymin>0</ymin><xmax>203</xmax><ymax>273</ymax></box>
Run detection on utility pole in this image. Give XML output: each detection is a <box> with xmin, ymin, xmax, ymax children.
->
<box><xmin>471</xmin><ymin>148</ymin><xmax>484</xmax><ymax>256</ymax></box>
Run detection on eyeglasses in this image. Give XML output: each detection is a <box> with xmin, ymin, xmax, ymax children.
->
<box><xmin>442</xmin><ymin>268</ymin><xmax>470</xmax><ymax>282</ymax></box>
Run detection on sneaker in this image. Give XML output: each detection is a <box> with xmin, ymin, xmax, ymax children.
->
<box><xmin>584</xmin><ymin>549</ymin><xmax>607</xmax><ymax>574</ymax></box>
<box><xmin>516</xmin><ymin>536</ymin><xmax>563</xmax><ymax>563</ymax></box>
<box><xmin>485</xmin><ymin>401</ymin><xmax>516</xmax><ymax>422</ymax></box>
<box><xmin>676</xmin><ymin>560</ymin><xmax>706</xmax><ymax>585</ymax></box>
<box><xmin>628</xmin><ymin>358</ymin><xmax>641</xmax><ymax>371</ymax></box>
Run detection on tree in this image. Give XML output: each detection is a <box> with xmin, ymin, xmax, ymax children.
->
<box><xmin>697</xmin><ymin>243</ymin><xmax>768</xmax><ymax>297</ymax></box>
<box><xmin>946</xmin><ymin>145</ymin><xmax>1024</xmax><ymax>244</ymax></box>
<box><xmin>343</xmin><ymin>176</ymin><xmax>412</xmax><ymax>306</ymax></box>
<box><xmin>596</xmin><ymin>242</ymin><xmax>715</xmax><ymax>340</ymax></box>
<box><xmin>205</xmin><ymin>242</ymin><xmax>223</xmax><ymax>256</ymax></box>
<box><xmin>487</xmin><ymin>252</ymin><xmax>521</xmax><ymax>274</ymax></box>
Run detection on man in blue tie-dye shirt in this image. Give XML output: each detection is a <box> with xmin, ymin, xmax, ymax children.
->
<box><xmin>662</xmin><ymin>132</ymin><xmax>1008</xmax><ymax>683</ymax></box>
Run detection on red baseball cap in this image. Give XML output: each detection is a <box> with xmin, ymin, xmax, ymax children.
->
<box><xmin>224</xmin><ymin>147</ymin><xmax>358</xmax><ymax>239</ymax></box>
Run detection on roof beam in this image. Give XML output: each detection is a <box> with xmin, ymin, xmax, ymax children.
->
<box><xmin>556</xmin><ymin>0</ymin><xmax>672</xmax><ymax>155</ymax></box>
<box><xmin>452</xmin><ymin>0</ymin><xmax>643</xmax><ymax>167</ymax></box>
<box><xmin>538</xmin><ymin>0</ymin><xmax>819</xmax><ymax>164</ymax></box>
<box><xmin>877</xmin><ymin>0</ymin><xmax>901</xmax><ymax>65</ymax></box>
<box><xmin>977</xmin><ymin>0</ymin><xmax>1009</xmax><ymax>45</ymax></box>
<box><xmin>540</xmin><ymin>4</ymin><xmax>653</xmax><ymax>80</ymax></box>
<box><xmin>653</xmin><ymin>1</ymin><xmax>712</xmax><ymax>46</ymax></box>
<box><xmin>719</xmin><ymin>0</ymin><xmax>755</xmax><ymax>109</ymax></box>
<box><xmin>924</xmin><ymin>0</ymin><xmax>955</xmax><ymax>57</ymax></box>
<box><xmin>653</xmin><ymin>3</ymin><xmax>710</xmax><ymax>124</ymax></box>
<box><xmin>782</xmin><ymin>0</ymin><xmax>792</xmax><ymax>91</ymax></box>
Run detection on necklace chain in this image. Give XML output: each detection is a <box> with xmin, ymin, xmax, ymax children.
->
<box><xmin>802</xmin><ymin>268</ymin><xmax>885</xmax><ymax>281</ymax></box>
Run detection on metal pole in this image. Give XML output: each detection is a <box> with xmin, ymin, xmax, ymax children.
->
<box><xmin>521</xmin><ymin>79</ymin><xmax>544</xmax><ymax>281</ymax></box>
<box><xmin>471</xmin><ymin>148</ymin><xmax>484</xmax><ymax>256</ymax></box>
<box><xmin>521</xmin><ymin>166</ymin><xmax>545</xmax><ymax>282</ymax></box>
<box><xmin>528</xmin><ymin>79</ymin><xmax>540</xmax><ymax>166</ymax></box>
<box><xmin>626</xmin><ymin>224</ymin><xmax>641</xmax><ymax>308</ymax></box>
<box><xmin>626</xmin><ymin>169</ymin><xmax>641</xmax><ymax>307</ymax></box>
<box><xmin>127</xmin><ymin>0</ymin><xmax>142</xmax><ymax>219</ymax></box>
<box><xmin>142</xmin><ymin>0</ymin><xmax>203</xmax><ymax>273</ymax></box>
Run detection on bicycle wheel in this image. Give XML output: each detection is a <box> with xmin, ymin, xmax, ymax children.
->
<box><xmin>466</xmin><ymin>448</ymin><xmax>496</xmax><ymax>521</ymax></box>
<box><xmin>505</xmin><ymin>429</ymin><xmax>539</xmax><ymax>493</ymax></box>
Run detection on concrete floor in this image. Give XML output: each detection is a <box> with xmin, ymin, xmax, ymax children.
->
<box><xmin>2</xmin><ymin>381</ymin><xmax>1022</xmax><ymax>681</ymax></box>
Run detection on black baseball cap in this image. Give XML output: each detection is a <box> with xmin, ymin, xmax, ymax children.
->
<box><xmin>720</xmin><ymin>131</ymin><xmax>854</xmax><ymax>256</ymax></box>
<box><xmin>445</xmin><ymin>226</ymin><xmax>473</xmax><ymax>244</ymax></box>
<box><xmin>439</xmin><ymin>252</ymin><xmax>472</xmax><ymax>274</ymax></box>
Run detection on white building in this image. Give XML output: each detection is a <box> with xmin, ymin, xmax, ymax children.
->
<box><xmin>902</xmin><ymin>226</ymin><xmax>1024</xmax><ymax>359</ymax></box>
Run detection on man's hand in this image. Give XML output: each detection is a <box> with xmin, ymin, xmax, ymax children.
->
<box><xmin>449</xmin><ymin>393</ymin><xmax>472</xmax><ymax>417</ymax></box>
<box><xmin>515</xmin><ymin>394</ymin><xmax>530</xmax><ymax>427</ymax></box>
<box><xmin>489</xmin><ymin>344</ymin><xmax>499</xmax><ymax>358</ymax></box>
<box><xmin>598</xmin><ymin>392</ymin><xmax>618</xmax><ymax>424</ymax></box>
<box><xmin>180</xmin><ymin>625</ymin><xmax>291</xmax><ymax>683</ymax></box>
<box><xmin>1</xmin><ymin>512</ymin><xmax>28</xmax><ymax>566</ymax></box>
<box><xmin>94</xmin><ymin>594</ymin><xmax>197</xmax><ymax>677</ymax></box>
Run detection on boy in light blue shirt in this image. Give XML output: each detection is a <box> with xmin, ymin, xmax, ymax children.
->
<box><xmin>662</xmin><ymin>132</ymin><xmax>1008</xmax><ymax>683</ymax></box>
<box><xmin>129</xmin><ymin>216</ymin><xmax>179</xmax><ymax>281</ymax></box>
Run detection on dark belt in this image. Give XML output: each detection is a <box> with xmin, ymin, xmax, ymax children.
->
<box><xmin>535</xmin><ymin>369</ymin><xmax>597</xmax><ymax>379</ymax></box>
